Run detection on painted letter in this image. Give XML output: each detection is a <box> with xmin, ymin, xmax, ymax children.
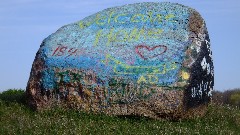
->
<box><xmin>96</xmin><ymin>15</ymin><xmax>106</xmax><ymax>25</ymax></box>
<box><xmin>114</xmin><ymin>14</ymin><xmax>127</xmax><ymax>23</ymax></box>
<box><xmin>106</xmin><ymin>28</ymin><xmax>115</xmax><ymax>46</ymax></box>
<box><xmin>137</xmin><ymin>75</ymin><xmax>147</xmax><ymax>84</ymax></box>
<box><xmin>165</xmin><ymin>14</ymin><xmax>175</xmax><ymax>20</ymax></box>
<box><xmin>94</xmin><ymin>30</ymin><xmax>103</xmax><ymax>46</ymax></box>
<box><xmin>131</xmin><ymin>14</ymin><xmax>146</xmax><ymax>23</ymax></box>
<box><xmin>153</xmin><ymin>14</ymin><xmax>162</xmax><ymax>24</ymax></box>
<box><xmin>114</xmin><ymin>29</ymin><xmax>128</xmax><ymax>42</ymax></box>
<box><xmin>108</xmin><ymin>11</ymin><xmax>114</xmax><ymax>24</ymax></box>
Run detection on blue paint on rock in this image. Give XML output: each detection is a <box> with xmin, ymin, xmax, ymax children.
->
<box><xmin>39</xmin><ymin>2</ymin><xmax>191</xmax><ymax>90</ymax></box>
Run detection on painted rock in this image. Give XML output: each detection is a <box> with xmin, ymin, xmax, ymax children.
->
<box><xmin>26</xmin><ymin>2</ymin><xmax>214</xmax><ymax>119</ymax></box>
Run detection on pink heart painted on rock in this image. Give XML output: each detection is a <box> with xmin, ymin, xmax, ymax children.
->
<box><xmin>135</xmin><ymin>45</ymin><xmax>167</xmax><ymax>60</ymax></box>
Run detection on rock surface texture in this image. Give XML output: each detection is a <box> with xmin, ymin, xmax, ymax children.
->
<box><xmin>26</xmin><ymin>2</ymin><xmax>214</xmax><ymax>119</ymax></box>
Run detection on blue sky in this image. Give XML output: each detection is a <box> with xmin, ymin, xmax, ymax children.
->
<box><xmin>0</xmin><ymin>0</ymin><xmax>239</xmax><ymax>91</ymax></box>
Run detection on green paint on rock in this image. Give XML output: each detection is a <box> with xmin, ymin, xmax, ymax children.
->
<box><xmin>26</xmin><ymin>2</ymin><xmax>214</xmax><ymax>119</ymax></box>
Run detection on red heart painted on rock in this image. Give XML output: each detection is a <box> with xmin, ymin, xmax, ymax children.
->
<box><xmin>135</xmin><ymin>45</ymin><xmax>167</xmax><ymax>60</ymax></box>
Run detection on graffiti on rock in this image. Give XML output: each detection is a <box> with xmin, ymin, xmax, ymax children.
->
<box><xmin>28</xmin><ymin>2</ymin><xmax>213</xmax><ymax>111</ymax></box>
<box><xmin>52</xmin><ymin>44</ymin><xmax>80</xmax><ymax>58</ymax></box>
<box><xmin>135</xmin><ymin>45</ymin><xmax>167</xmax><ymax>60</ymax></box>
<box><xmin>52</xmin><ymin>69</ymin><xmax>158</xmax><ymax>105</ymax></box>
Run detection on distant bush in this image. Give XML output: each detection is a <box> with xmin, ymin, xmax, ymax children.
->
<box><xmin>212</xmin><ymin>88</ymin><xmax>240</xmax><ymax>107</ymax></box>
<box><xmin>0</xmin><ymin>89</ymin><xmax>26</xmax><ymax>104</ymax></box>
<box><xmin>230</xmin><ymin>92</ymin><xmax>240</xmax><ymax>107</ymax></box>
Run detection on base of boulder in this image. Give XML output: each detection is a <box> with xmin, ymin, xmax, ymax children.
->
<box><xmin>26</xmin><ymin>88</ymin><xmax>208</xmax><ymax>120</ymax></box>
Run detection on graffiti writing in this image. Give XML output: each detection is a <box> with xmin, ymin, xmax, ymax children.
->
<box><xmin>191</xmin><ymin>81</ymin><xmax>213</xmax><ymax>98</ymax></box>
<box><xmin>52</xmin><ymin>44</ymin><xmax>79</xmax><ymax>58</ymax></box>
<box><xmin>94</xmin><ymin>28</ymin><xmax>164</xmax><ymax>46</ymax></box>
<box><xmin>103</xmin><ymin>54</ymin><xmax>179</xmax><ymax>75</ymax></box>
<box><xmin>53</xmin><ymin>69</ymin><xmax>159</xmax><ymax>105</ymax></box>
<box><xmin>34</xmin><ymin>2</ymin><xmax>214</xmax><ymax>112</ymax></box>
<box><xmin>79</xmin><ymin>12</ymin><xmax>175</xmax><ymax>28</ymax></box>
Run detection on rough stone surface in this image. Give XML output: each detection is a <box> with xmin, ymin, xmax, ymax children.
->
<box><xmin>26</xmin><ymin>2</ymin><xmax>214</xmax><ymax>119</ymax></box>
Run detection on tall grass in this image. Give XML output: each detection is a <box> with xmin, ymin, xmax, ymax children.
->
<box><xmin>0</xmin><ymin>89</ymin><xmax>239</xmax><ymax>134</ymax></box>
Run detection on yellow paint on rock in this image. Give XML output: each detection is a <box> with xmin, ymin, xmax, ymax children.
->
<box><xmin>181</xmin><ymin>71</ymin><xmax>190</xmax><ymax>80</ymax></box>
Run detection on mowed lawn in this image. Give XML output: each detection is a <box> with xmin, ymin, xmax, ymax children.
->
<box><xmin>0</xmin><ymin>89</ymin><xmax>240</xmax><ymax>135</ymax></box>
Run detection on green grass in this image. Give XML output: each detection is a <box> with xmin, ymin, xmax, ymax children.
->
<box><xmin>0</xmin><ymin>89</ymin><xmax>240</xmax><ymax>135</ymax></box>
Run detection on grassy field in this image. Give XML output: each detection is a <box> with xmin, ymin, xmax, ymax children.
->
<box><xmin>0</xmin><ymin>89</ymin><xmax>240</xmax><ymax>135</ymax></box>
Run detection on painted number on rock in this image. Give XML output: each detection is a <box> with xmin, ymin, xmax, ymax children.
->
<box><xmin>52</xmin><ymin>44</ymin><xmax>79</xmax><ymax>58</ymax></box>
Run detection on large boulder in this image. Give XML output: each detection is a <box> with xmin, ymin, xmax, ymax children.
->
<box><xmin>26</xmin><ymin>2</ymin><xmax>214</xmax><ymax>119</ymax></box>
